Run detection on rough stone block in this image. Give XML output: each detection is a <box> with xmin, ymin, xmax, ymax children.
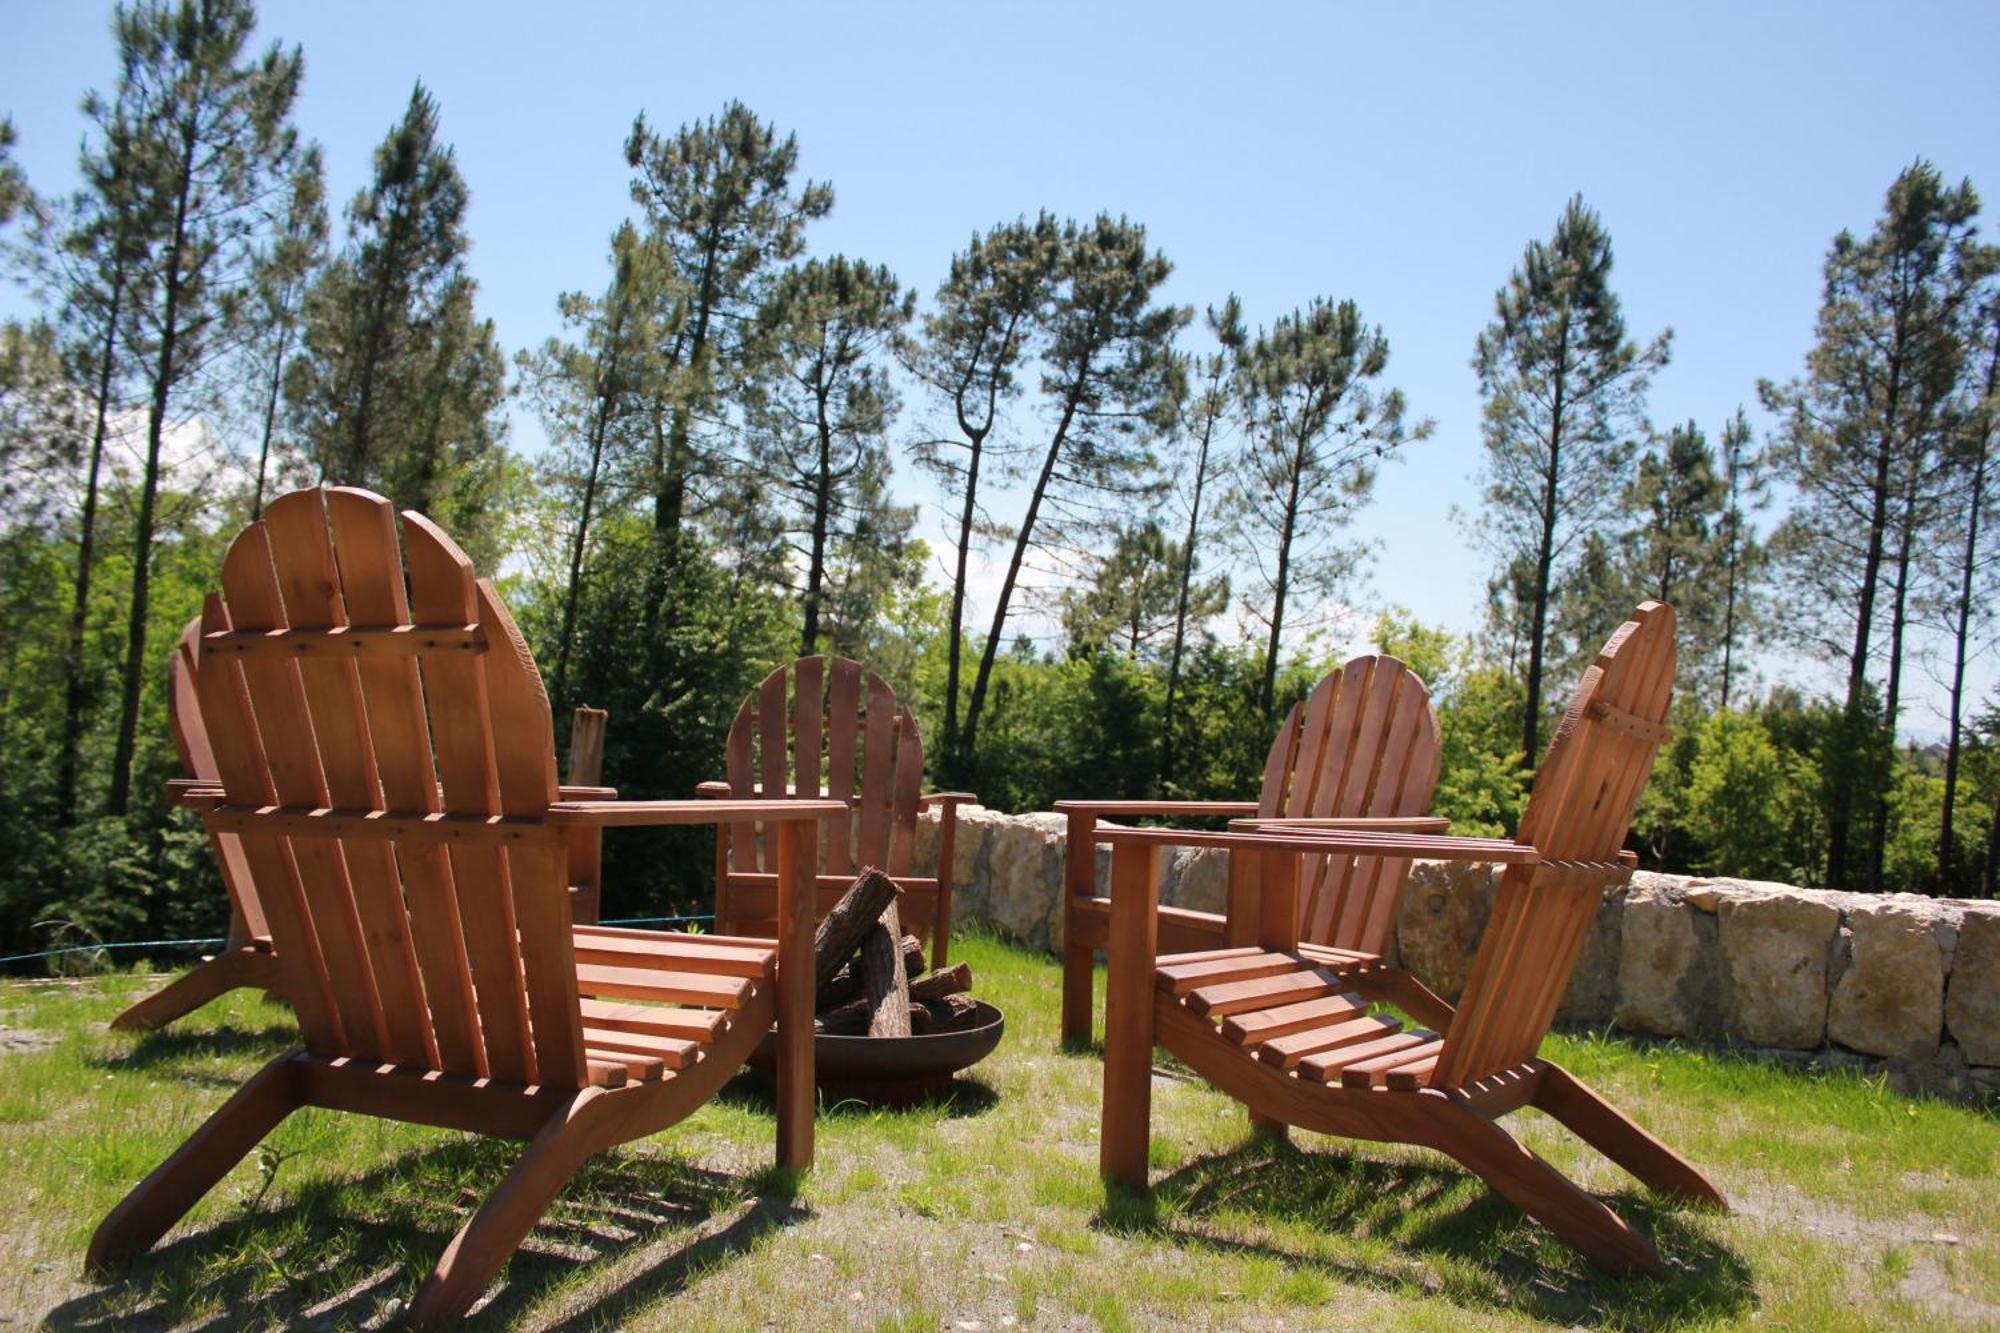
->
<box><xmin>1946</xmin><ymin>908</ymin><xmax>2000</xmax><ymax>1066</ymax></box>
<box><xmin>1718</xmin><ymin>891</ymin><xmax>1839</xmax><ymax>1049</ymax></box>
<box><xmin>1393</xmin><ymin>860</ymin><xmax>1496</xmax><ymax>1003</ymax></box>
<box><xmin>1828</xmin><ymin>898</ymin><xmax>1945</xmax><ymax>1060</ymax></box>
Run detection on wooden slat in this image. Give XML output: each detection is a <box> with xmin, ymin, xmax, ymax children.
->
<box><xmin>1298</xmin><ymin>1030</ymin><xmax>1429</xmax><ymax>1084</ymax></box>
<box><xmin>1220</xmin><ymin>991</ymin><xmax>1369</xmax><ymax>1044</ymax></box>
<box><xmin>577</xmin><ymin>997</ymin><xmax>726</xmax><ymax>1042</ymax></box>
<box><xmin>189</xmin><ymin>594</ymin><xmax>343</xmax><ymax>1050</ymax></box>
<box><xmin>1156</xmin><ymin>950</ymin><xmax>1303</xmax><ymax>994</ymax></box>
<box><xmin>856</xmin><ymin>673</ymin><xmax>895</xmax><ymax>868</ymax></box>
<box><xmin>264</xmin><ymin>490</ymin><xmax>433</xmax><ymax>1068</ymax></box>
<box><xmin>585</xmin><ymin>1059</ymin><xmax>630</xmax><ymax>1088</ymax></box>
<box><xmin>1255</xmin><ymin>1014</ymin><xmax>1400</xmax><ymax>1070</ymax></box>
<box><xmin>574</xmin><ymin>963</ymin><xmax>750</xmax><ymax>1009</ymax></box>
<box><xmin>404</xmin><ymin>511</ymin><xmax>532</xmax><ymax>1086</ymax></box>
<box><xmin>326</xmin><ymin>489</ymin><xmax>476</xmax><ymax>1073</ymax></box>
<box><xmin>886</xmin><ymin>707</ymin><xmax>923</xmax><ymax>877</ymax></box>
<box><xmin>1185</xmin><ymin>966</ymin><xmax>1341</xmax><ymax>1018</ymax></box>
<box><xmin>1336</xmin><ymin>1032</ymin><xmax>1448</xmax><ymax>1088</ymax></box>
<box><xmin>580</xmin><ymin>1026</ymin><xmax>697</xmax><ymax>1069</ymax></box>
<box><xmin>826</xmin><ymin>658</ymin><xmax>860</xmax><ymax>874</ymax></box>
<box><xmin>221</xmin><ymin>522</ymin><xmax>387</xmax><ymax>1060</ymax></box>
<box><xmin>725</xmin><ymin>697</ymin><xmax>757</xmax><ymax>878</ymax></box>
<box><xmin>1284</xmin><ymin>673</ymin><xmax>1340</xmax><ymax>817</ymax></box>
<box><xmin>168</xmin><ymin>620</ymin><xmax>270</xmax><ymax>943</ymax></box>
<box><xmin>475</xmin><ymin>578</ymin><xmax>584</xmax><ymax>1090</ymax></box>
<box><xmin>569</xmin><ymin>929</ymin><xmax>774</xmax><ymax>978</ymax></box>
<box><xmin>202</xmin><ymin>624</ymin><xmax>485</xmax><ymax>657</ymax></box>
<box><xmin>757</xmin><ymin>666</ymin><xmax>788</xmax><ymax>870</ymax></box>
<box><xmin>587</xmin><ymin>1049</ymin><xmax>666</xmax><ymax>1082</ymax></box>
<box><xmin>1257</xmin><ymin>699</ymin><xmax>1302</xmax><ymax>816</ymax></box>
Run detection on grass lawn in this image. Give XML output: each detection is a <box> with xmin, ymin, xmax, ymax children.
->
<box><xmin>2</xmin><ymin>930</ymin><xmax>1996</xmax><ymax>1330</ymax></box>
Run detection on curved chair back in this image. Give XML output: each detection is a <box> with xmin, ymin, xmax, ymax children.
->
<box><xmin>1432</xmin><ymin>601</ymin><xmax>1676</xmax><ymax>1087</ymax></box>
<box><xmin>190</xmin><ymin>486</ymin><xmax>586</xmax><ymax>1089</ymax></box>
<box><xmin>1256</xmin><ymin>655</ymin><xmax>1442</xmax><ymax>952</ymax></box>
<box><xmin>713</xmin><ymin>656</ymin><xmax>940</xmax><ymax>953</ymax></box>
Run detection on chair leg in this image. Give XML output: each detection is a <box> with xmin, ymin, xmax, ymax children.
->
<box><xmin>1249</xmin><ymin>1110</ymin><xmax>1290</xmax><ymax>1143</ymax></box>
<box><xmin>1061</xmin><ymin>939</ymin><xmax>1094</xmax><ymax>1045</ymax></box>
<box><xmin>1534</xmin><ymin>1063</ymin><xmax>1728</xmax><ymax>1208</ymax></box>
<box><xmin>111</xmin><ymin>948</ymin><xmax>284</xmax><ymax>1032</ymax></box>
<box><xmin>1423</xmin><ymin>1098</ymin><xmax>1663</xmax><ymax>1277</ymax></box>
<box><xmin>406</xmin><ymin>1091</ymin><xmax>605</xmax><ymax>1326</ymax></box>
<box><xmin>87</xmin><ymin>1054</ymin><xmax>305</xmax><ymax>1271</ymax></box>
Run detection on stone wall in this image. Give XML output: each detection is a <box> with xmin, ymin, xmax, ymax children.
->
<box><xmin>912</xmin><ymin>806</ymin><xmax>2000</xmax><ymax>1102</ymax></box>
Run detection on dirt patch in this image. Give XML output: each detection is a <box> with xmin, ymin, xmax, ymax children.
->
<box><xmin>0</xmin><ymin>1028</ymin><xmax>58</xmax><ymax>1055</ymax></box>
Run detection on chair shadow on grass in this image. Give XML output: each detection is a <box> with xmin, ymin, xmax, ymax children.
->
<box><xmin>716</xmin><ymin>1069</ymin><xmax>1001</xmax><ymax>1121</ymax></box>
<box><xmin>45</xmin><ymin>1131</ymin><xmax>808</xmax><ymax>1330</ymax></box>
<box><xmin>88</xmin><ymin>1022</ymin><xmax>299</xmax><ymax>1086</ymax></box>
<box><xmin>1095</xmin><ymin>1134</ymin><xmax>1754</xmax><ymax>1328</ymax></box>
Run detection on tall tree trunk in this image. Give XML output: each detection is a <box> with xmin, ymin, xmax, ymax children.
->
<box><xmin>108</xmin><ymin>120</ymin><xmax>197</xmax><ymax>817</ymax></box>
<box><xmin>801</xmin><ymin>368</ymin><xmax>834</xmax><ymax>656</ymax></box>
<box><xmin>644</xmin><ymin>257</ymin><xmax>714</xmax><ymax>668</ymax></box>
<box><xmin>962</xmin><ymin>387</ymin><xmax>1084</xmax><ymax>763</ymax></box>
<box><xmin>58</xmin><ymin>268</ymin><xmax>126</xmax><ymax>827</ymax></box>
<box><xmin>552</xmin><ymin>348</ymin><xmax>621</xmax><ymax>712</ymax></box>
<box><xmin>1160</xmin><ymin>393</ymin><xmax>1218</xmax><ymax>790</ymax></box>
<box><xmin>1872</xmin><ymin>462</ymin><xmax>1925</xmax><ymax>890</ymax></box>
<box><xmin>1522</xmin><ymin>368</ymin><xmax>1566</xmax><ymax>765</ymax></box>
<box><xmin>1827</xmin><ymin>422</ymin><xmax>1897</xmax><ymax>890</ymax></box>
<box><xmin>1258</xmin><ymin>426</ymin><xmax>1307</xmax><ymax>720</ymax></box>
<box><xmin>1940</xmin><ymin>336</ymin><xmax>1997</xmax><ymax>892</ymax></box>
<box><xmin>1719</xmin><ymin>504</ymin><xmax>1741</xmax><ymax>710</ymax></box>
<box><xmin>250</xmin><ymin>317</ymin><xmax>290</xmax><ymax>519</ymax></box>
<box><xmin>939</xmin><ymin>320</ymin><xmax>1008</xmax><ymax>783</ymax></box>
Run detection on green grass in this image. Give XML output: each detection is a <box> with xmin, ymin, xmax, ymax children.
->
<box><xmin>2</xmin><ymin>933</ymin><xmax>1996</xmax><ymax>1329</ymax></box>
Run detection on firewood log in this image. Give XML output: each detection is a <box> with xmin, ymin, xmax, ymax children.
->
<box><xmin>907</xmin><ymin>961</ymin><xmax>972</xmax><ymax>1003</ymax></box>
<box><xmin>921</xmin><ymin>993</ymin><xmax>983</xmax><ymax>1032</ymax></box>
<box><xmin>812</xmin><ymin>867</ymin><xmax>899</xmax><ymax>1008</ymax></box>
<box><xmin>818</xmin><ymin>935</ymin><xmax>924</xmax><ymax>1010</ymax></box>
<box><xmin>861</xmin><ymin>901</ymin><xmax>912</xmax><ymax>1037</ymax></box>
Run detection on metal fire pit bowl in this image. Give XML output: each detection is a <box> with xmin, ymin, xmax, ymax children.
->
<box><xmin>748</xmin><ymin>1000</ymin><xmax>1005</xmax><ymax>1106</ymax></box>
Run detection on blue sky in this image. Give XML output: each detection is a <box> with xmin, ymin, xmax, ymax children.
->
<box><xmin>6</xmin><ymin>2</ymin><xmax>1999</xmax><ymax>730</ymax></box>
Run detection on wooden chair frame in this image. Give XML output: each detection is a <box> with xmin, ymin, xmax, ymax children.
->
<box><xmin>1057</xmin><ymin>654</ymin><xmax>1444</xmax><ymax>1043</ymax></box>
<box><xmin>699</xmin><ymin>655</ymin><xmax>975</xmax><ymax>969</ymax></box>
<box><xmin>87</xmin><ymin>488</ymin><xmax>843</xmax><ymax>1324</ymax></box>
<box><xmin>1095</xmin><ymin>604</ymin><xmax>1726</xmax><ymax>1276</ymax></box>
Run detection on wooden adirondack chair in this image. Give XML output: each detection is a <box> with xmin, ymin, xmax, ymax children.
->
<box><xmin>86</xmin><ymin>487</ymin><xmax>841</xmax><ymax>1323</ymax></box>
<box><xmin>1057</xmin><ymin>655</ymin><xmax>1445</xmax><ymax>1043</ymax></box>
<box><xmin>700</xmin><ymin>655</ymin><xmax>975</xmax><ymax>970</ymax></box>
<box><xmin>1096</xmin><ymin>603</ymin><xmax>1726</xmax><ymax>1276</ymax></box>
<box><xmin>110</xmin><ymin>625</ymin><xmax>615</xmax><ymax>1033</ymax></box>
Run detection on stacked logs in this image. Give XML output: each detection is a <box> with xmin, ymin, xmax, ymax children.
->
<box><xmin>813</xmin><ymin>867</ymin><xmax>982</xmax><ymax>1036</ymax></box>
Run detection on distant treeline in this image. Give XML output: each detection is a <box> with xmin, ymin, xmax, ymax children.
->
<box><xmin>0</xmin><ymin>1</ymin><xmax>1994</xmax><ymax>962</ymax></box>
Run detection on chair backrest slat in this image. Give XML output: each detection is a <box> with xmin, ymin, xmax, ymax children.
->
<box><xmin>1255</xmin><ymin>656</ymin><xmax>1443</xmax><ymax>955</ymax></box>
<box><xmin>825</xmin><ymin>658</ymin><xmax>861</xmax><ymax>873</ymax></box>
<box><xmin>195</xmin><ymin>488</ymin><xmax>584</xmax><ymax>1089</ymax></box>
<box><xmin>1432</xmin><ymin>602</ymin><xmax>1676</xmax><ymax>1088</ymax></box>
<box><xmin>168</xmin><ymin>621</ymin><xmax>267</xmax><ymax>943</ymax></box>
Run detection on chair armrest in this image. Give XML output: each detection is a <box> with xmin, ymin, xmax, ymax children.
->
<box><xmin>695</xmin><ymin>781</ymin><xmax>732</xmax><ymax>798</ymax></box>
<box><xmin>166</xmin><ymin>778</ymin><xmax>224</xmax><ymax>809</ymax></box>
<box><xmin>1054</xmin><ymin>799</ymin><xmax>1261</xmax><ymax>817</ymax></box>
<box><xmin>547</xmin><ymin>798</ymin><xmax>848</xmax><ymax>828</ymax></box>
<box><xmin>919</xmin><ymin>791</ymin><xmax>978</xmax><ymax>808</ymax></box>
<box><xmin>1091</xmin><ymin>823</ymin><xmax>1540</xmax><ymax>863</ymax></box>
<box><xmin>1230</xmin><ymin>815</ymin><xmax>1450</xmax><ymax>834</ymax></box>
<box><xmin>559</xmin><ymin>785</ymin><xmax>617</xmax><ymax>801</ymax></box>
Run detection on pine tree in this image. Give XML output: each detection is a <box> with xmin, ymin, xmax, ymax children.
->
<box><xmin>106</xmin><ymin>0</ymin><xmax>303</xmax><ymax>816</ymax></box>
<box><xmin>1761</xmin><ymin>161</ymin><xmax>1996</xmax><ymax>888</ymax></box>
<box><xmin>1231</xmin><ymin>296</ymin><xmax>1429</xmax><ymax>718</ymax></box>
<box><xmin>1061</xmin><ymin>521</ymin><xmax>1224</xmax><ymax>659</ymax></box>
<box><xmin>907</xmin><ymin>214</ymin><xmax>1060</xmax><ymax>779</ymax></box>
<box><xmin>1939</xmin><ymin>298</ymin><xmax>1999</xmax><ymax>892</ymax></box>
<box><xmin>517</xmin><ymin>221</ymin><xmax>676</xmax><ymax>710</ymax></box>
<box><xmin>291</xmin><ymin>83</ymin><xmax>506</xmax><ymax>541</ymax></box>
<box><xmin>245</xmin><ymin>144</ymin><xmax>324</xmax><ymax>516</ymax></box>
<box><xmin>1715</xmin><ymin>408</ymin><xmax>1767</xmax><ymax>709</ymax></box>
<box><xmin>0</xmin><ymin>116</ymin><xmax>30</xmax><ymax>229</ymax></box>
<box><xmin>959</xmin><ymin>215</ymin><xmax>1187</xmax><ymax>770</ymax></box>
<box><xmin>1159</xmin><ymin>297</ymin><xmax>1242</xmax><ymax>789</ymax></box>
<box><xmin>745</xmin><ymin>255</ymin><xmax>914</xmax><ymax>655</ymax></box>
<box><xmin>624</xmin><ymin>102</ymin><xmax>831</xmax><ymax>654</ymax></box>
<box><xmin>1472</xmin><ymin>195</ymin><xmax>1670</xmax><ymax>763</ymax></box>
